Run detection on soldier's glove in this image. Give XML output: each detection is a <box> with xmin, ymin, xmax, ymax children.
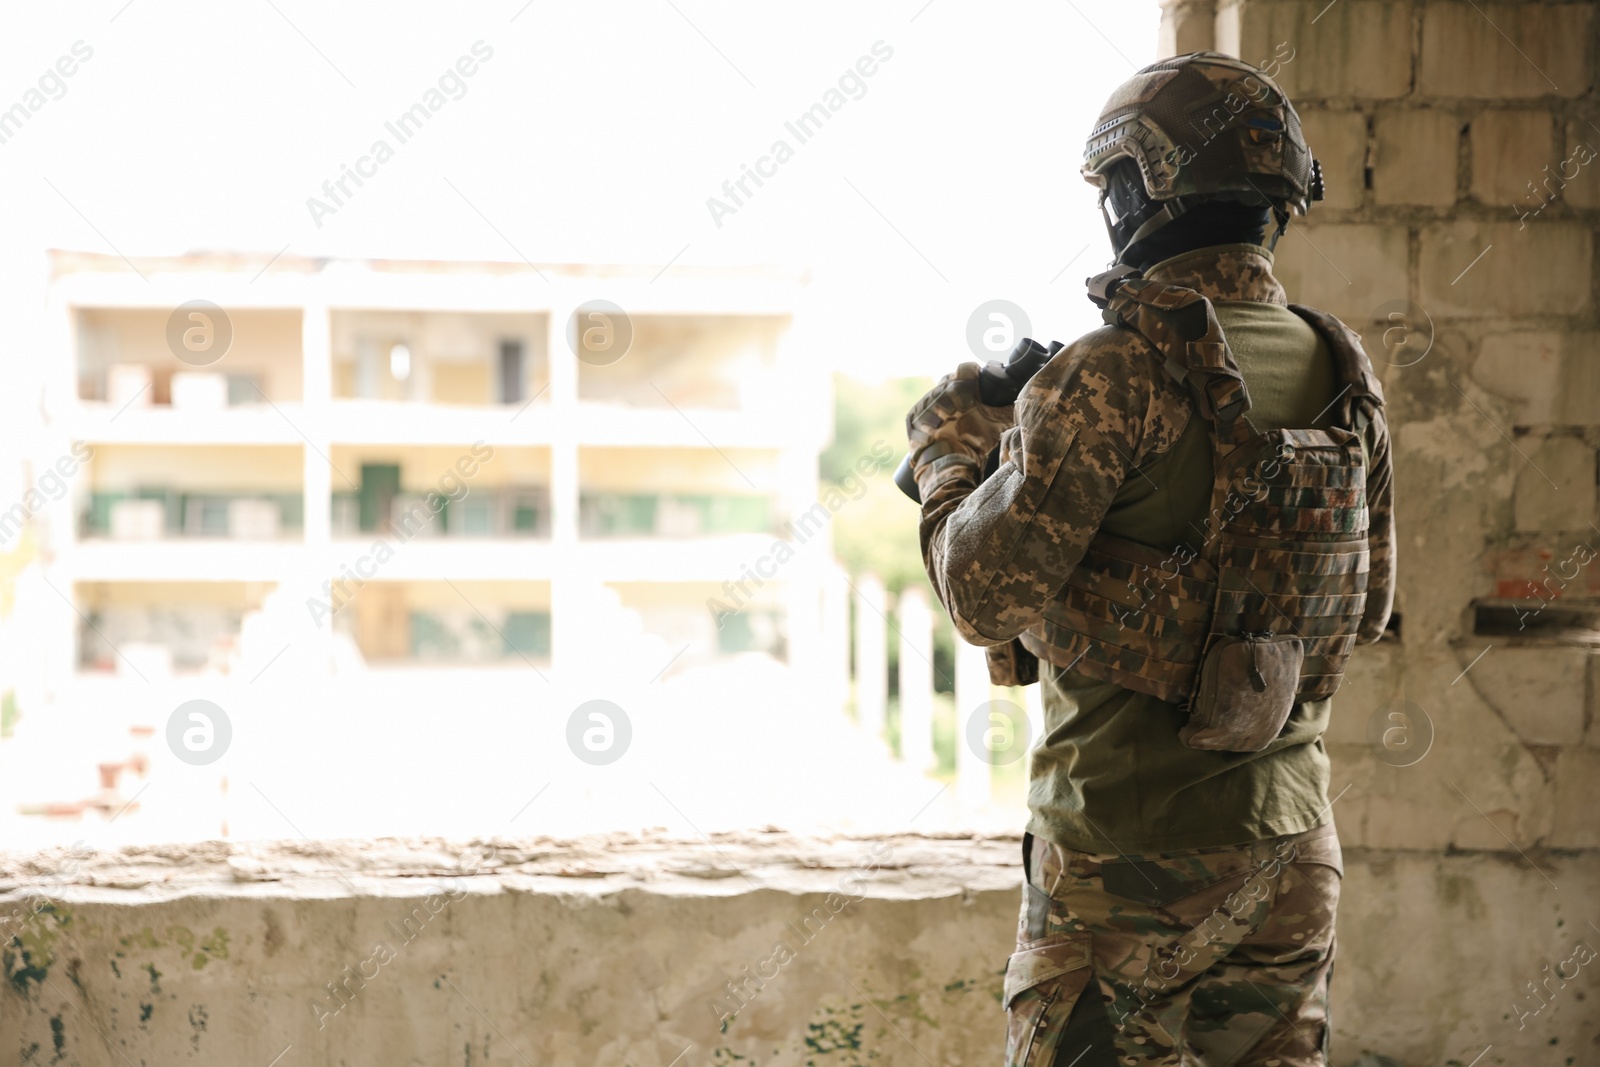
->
<box><xmin>905</xmin><ymin>362</ymin><xmax>1017</xmax><ymax>499</ymax></box>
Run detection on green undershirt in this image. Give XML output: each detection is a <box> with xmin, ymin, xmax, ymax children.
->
<box><xmin>1026</xmin><ymin>273</ymin><xmax>1357</xmax><ymax>855</ymax></box>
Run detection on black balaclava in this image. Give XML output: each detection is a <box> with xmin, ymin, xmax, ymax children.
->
<box><xmin>1101</xmin><ymin>158</ymin><xmax>1274</xmax><ymax>273</ymax></box>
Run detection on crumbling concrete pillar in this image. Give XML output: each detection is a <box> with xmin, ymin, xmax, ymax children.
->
<box><xmin>1158</xmin><ymin>0</ymin><xmax>1217</xmax><ymax>57</ymax></box>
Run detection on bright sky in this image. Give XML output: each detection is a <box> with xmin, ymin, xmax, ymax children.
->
<box><xmin>0</xmin><ymin>0</ymin><xmax>1161</xmax><ymax>395</ymax></box>
<box><xmin>0</xmin><ymin>2</ymin><xmax>1166</xmax><ymax>848</ymax></box>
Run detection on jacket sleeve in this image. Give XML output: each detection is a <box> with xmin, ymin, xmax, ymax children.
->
<box><xmin>918</xmin><ymin>328</ymin><xmax>1187</xmax><ymax>646</ymax></box>
<box><xmin>1356</xmin><ymin>404</ymin><xmax>1396</xmax><ymax>643</ymax></box>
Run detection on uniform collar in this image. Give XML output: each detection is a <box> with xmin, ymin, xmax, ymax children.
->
<box><xmin>1141</xmin><ymin>243</ymin><xmax>1287</xmax><ymax>305</ymax></box>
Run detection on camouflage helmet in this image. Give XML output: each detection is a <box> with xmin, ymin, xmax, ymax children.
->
<box><xmin>1082</xmin><ymin>51</ymin><xmax>1323</xmax><ymax>243</ymax></box>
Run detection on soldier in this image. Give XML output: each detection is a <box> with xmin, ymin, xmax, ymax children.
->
<box><xmin>904</xmin><ymin>52</ymin><xmax>1394</xmax><ymax>1066</ymax></box>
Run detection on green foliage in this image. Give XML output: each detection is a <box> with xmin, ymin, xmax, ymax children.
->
<box><xmin>822</xmin><ymin>373</ymin><xmax>932</xmax><ymax>596</ymax></box>
<box><xmin>884</xmin><ymin>691</ymin><xmax>957</xmax><ymax>776</ymax></box>
<box><xmin>819</xmin><ymin>373</ymin><xmax>930</xmax><ymax>486</ymax></box>
<box><xmin>824</xmin><ymin>373</ymin><xmax>958</xmax><ymax>693</ymax></box>
<box><xmin>931</xmin><ymin>690</ymin><xmax>957</xmax><ymax>777</ymax></box>
<box><xmin>831</xmin><ymin>478</ymin><xmax>927</xmax><ymax>596</ymax></box>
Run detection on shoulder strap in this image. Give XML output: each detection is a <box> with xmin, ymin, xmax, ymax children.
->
<box><xmin>1106</xmin><ymin>278</ymin><xmax>1255</xmax><ymax>447</ymax></box>
<box><xmin>1286</xmin><ymin>304</ymin><xmax>1386</xmax><ymax>432</ymax></box>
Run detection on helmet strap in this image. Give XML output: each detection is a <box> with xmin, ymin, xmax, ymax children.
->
<box><xmin>1265</xmin><ymin>204</ymin><xmax>1291</xmax><ymax>251</ymax></box>
<box><xmin>1116</xmin><ymin>196</ymin><xmax>1190</xmax><ymax>260</ymax></box>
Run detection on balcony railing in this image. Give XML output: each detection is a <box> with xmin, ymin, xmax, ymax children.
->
<box><xmin>81</xmin><ymin>491</ymin><xmax>303</xmax><ymax>540</ymax></box>
<box><xmin>404</xmin><ymin>609</ymin><xmax>551</xmax><ymax>663</ymax></box>
<box><xmin>78</xmin><ymin>606</ymin><xmax>245</xmax><ymax>674</ymax></box>
<box><xmin>332</xmin><ymin>488</ymin><xmax>551</xmax><ymax>539</ymax></box>
<box><xmin>578</xmin><ymin>493</ymin><xmax>772</xmax><ymax>538</ymax></box>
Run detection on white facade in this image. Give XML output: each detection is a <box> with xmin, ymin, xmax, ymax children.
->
<box><xmin>2</xmin><ymin>251</ymin><xmax>1017</xmax><ymax>848</ymax></box>
<box><xmin>0</xmin><ymin>252</ymin><xmax>861</xmax><ymax>838</ymax></box>
<box><xmin>38</xmin><ymin>251</ymin><xmax>831</xmax><ymax>686</ymax></box>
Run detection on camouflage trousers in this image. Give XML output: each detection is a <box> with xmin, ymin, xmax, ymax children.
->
<box><xmin>1003</xmin><ymin>823</ymin><xmax>1342</xmax><ymax>1067</ymax></box>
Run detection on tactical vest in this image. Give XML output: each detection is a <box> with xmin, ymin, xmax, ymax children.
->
<box><xmin>1020</xmin><ymin>278</ymin><xmax>1383</xmax><ymax>707</ymax></box>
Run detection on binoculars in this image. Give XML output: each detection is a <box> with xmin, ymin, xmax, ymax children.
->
<box><xmin>893</xmin><ymin>336</ymin><xmax>1064</xmax><ymax>503</ymax></box>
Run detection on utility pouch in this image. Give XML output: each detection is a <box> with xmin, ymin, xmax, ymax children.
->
<box><xmin>987</xmin><ymin>638</ymin><xmax>1040</xmax><ymax>687</ymax></box>
<box><xmin>1180</xmin><ymin>632</ymin><xmax>1303</xmax><ymax>752</ymax></box>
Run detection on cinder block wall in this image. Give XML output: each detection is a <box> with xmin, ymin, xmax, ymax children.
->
<box><xmin>1161</xmin><ymin>1</ymin><xmax>1600</xmax><ymax>1063</ymax></box>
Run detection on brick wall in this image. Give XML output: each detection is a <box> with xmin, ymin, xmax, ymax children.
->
<box><xmin>1161</xmin><ymin>2</ymin><xmax>1599</xmax><ymax>1062</ymax></box>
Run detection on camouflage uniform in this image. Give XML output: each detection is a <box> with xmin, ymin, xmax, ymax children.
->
<box><xmin>914</xmin><ymin>245</ymin><xmax>1392</xmax><ymax>672</ymax></box>
<box><xmin>1005</xmin><ymin>825</ymin><xmax>1342</xmax><ymax>1066</ymax></box>
<box><xmin>913</xmin><ymin>249</ymin><xmax>1375</xmax><ymax>1065</ymax></box>
<box><xmin>906</xmin><ymin>51</ymin><xmax>1395</xmax><ymax>1067</ymax></box>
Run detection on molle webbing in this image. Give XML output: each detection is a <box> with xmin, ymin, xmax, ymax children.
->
<box><xmin>1039</xmin><ymin>282</ymin><xmax>1377</xmax><ymax>706</ymax></box>
<box><xmin>1206</xmin><ymin>429</ymin><xmax>1370</xmax><ymax>701</ymax></box>
<box><xmin>1026</xmin><ymin>532</ymin><xmax>1217</xmax><ymax>702</ymax></box>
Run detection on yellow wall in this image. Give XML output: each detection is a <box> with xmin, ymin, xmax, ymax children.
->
<box><xmin>76</xmin><ymin>307</ymin><xmax>304</xmax><ymax>401</ymax></box>
<box><xmin>75</xmin><ymin>581</ymin><xmax>276</xmax><ymax>609</ymax></box>
<box><xmin>392</xmin><ymin>580</ymin><xmax>551</xmax><ymax>611</ymax></box>
<box><xmin>330</xmin><ymin>310</ymin><xmax>549</xmax><ymax>403</ymax></box>
<box><xmin>578</xmin><ymin>314</ymin><xmax>787</xmax><ymax>408</ymax></box>
<box><xmin>430</xmin><ymin>364</ymin><xmax>493</xmax><ymax>405</ymax></box>
<box><xmin>88</xmin><ymin>445</ymin><xmax>303</xmax><ymax>491</ymax></box>
<box><xmin>328</xmin><ymin>445</ymin><xmax>549</xmax><ymax>490</ymax></box>
<box><xmin>579</xmin><ymin>447</ymin><xmax>779</xmax><ymax>493</ymax></box>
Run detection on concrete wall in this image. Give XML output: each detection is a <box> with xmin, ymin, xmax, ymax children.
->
<box><xmin>0</xmin><ymin>835</ymin><xmax>1023</xmax><ymax>1066</ymax></box>
<box><xmin>1160</xmin><ymin>1</ymin><xmax>1600</xmax><ymax>1064</ymax></box>
<box><xmin>5</xmin><ymin>836</ymin><xmax>1592</xmax><ymax>1066</ymax></box>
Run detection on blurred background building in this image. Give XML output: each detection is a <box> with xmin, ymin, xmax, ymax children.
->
<box><xmin>1</xmin><ymin>249</ymin><xmax>1020</xmax><ymax>850</ymax></box>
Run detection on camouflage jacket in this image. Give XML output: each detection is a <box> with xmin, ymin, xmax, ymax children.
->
<box><xmin>919</xmin><ymin>245</ymin><xmax>1395</xmax><ymax>669</ymax></box>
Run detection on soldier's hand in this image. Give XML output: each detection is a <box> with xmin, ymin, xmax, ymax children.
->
<box><xmin>905</xmin><ymin>362</ymin><xmax>1017</xmax><ymax>474</ymax></box>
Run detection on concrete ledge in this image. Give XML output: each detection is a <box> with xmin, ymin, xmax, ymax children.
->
<box><xmin>0</xmin><ymin>830</ymin><xmax>1026</xmax><ymax>901</ymax></box>
<box><xmin>1</xmin><ymin>832</ymin><xmax>1024</xmax><ymax>1066</ymax></box>
<box><xmin>2</xmin><ymin>834</ymin><xmax>1596</xmax><ymax>1065</ymax></box>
